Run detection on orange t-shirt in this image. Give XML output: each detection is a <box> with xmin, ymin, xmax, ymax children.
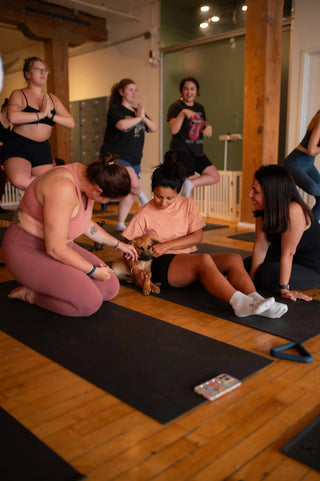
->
<box><xmin>123</xmin><ymin>197</ymin><xmax>206</xmax><ymax>254</ymax></box>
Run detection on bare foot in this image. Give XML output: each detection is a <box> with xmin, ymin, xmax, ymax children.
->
<box><xmin>8</xmin><ymin>286</ymin><xmax>36</xmax><ymax>305</ymax></box>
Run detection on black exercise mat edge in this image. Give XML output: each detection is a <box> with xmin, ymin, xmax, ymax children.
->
<box><xmin>281</xmin><ymin>415</ymin><xmax>320</xmax><ymax>471</ymax></box>
<box><xmin>121</xmin><ymin>280</ymin><xmax>320</xmax><ymax>345</ymax></box>
<box><xmin>0</xmin><ymin>407</ymin><xmax>85</xmax><ymax>481</ymax></box>
<box><xmin>228</xmin><ymin>231</ymin><xmax>255</xmax><ymax>242</ymax></box>
<box><xmin>0</xmin><ymin>280</ymin><xmax>273</xmax><ymax>424</ymax></box>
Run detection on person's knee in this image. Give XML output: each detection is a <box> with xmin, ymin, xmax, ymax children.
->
<box><xmin>102</xmin><ymin>274</ymin><xmax>120</xmax><ymax>301</ymax></box>
<box><xmin>130</xmin><ymin>177</ymin><xmax>140</xmax><ymax>192</ymax></box>
<box><xmin>198</xmin><ymin>253</ymin><xmax>217</xmax><ymax>271</ymax></box>
<box><xmin>76</xmin><ymin>295</ymin><xmax>103</xmax><ymax>317</ymax></box>
<box><xmin>5</xmin><ymin>169</ymin><xmax>30</xmax><ymax>190</ymax></box>
<box><xmin>223</xmin><ymin>253</ymin><xmax>244</xmax><ymax>270</ymax></box>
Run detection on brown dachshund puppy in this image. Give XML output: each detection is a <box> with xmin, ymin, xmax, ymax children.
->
<box><xmin>111</xmin><ymin>235</ymin><xmax>160</xmax><ymax>296</ymax></box>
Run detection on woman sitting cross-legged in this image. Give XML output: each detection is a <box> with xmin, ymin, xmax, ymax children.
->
<box><xmin>3</xmin><ymin>154</ymin><xmax>137</xmax><ymax>317</ymax></box>
<box><xmin>121</xmin><ymin>158</ymin><xmax>288</xmax><ymax>319</ymax></box>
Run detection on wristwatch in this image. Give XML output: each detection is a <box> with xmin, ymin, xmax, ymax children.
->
<box><xmin>279</xmin><ymin>284</ymin><xmax>290</xmax><ymax>290</ymax></box>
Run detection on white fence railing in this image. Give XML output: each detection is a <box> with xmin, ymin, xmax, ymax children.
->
<box><xmin>193</xmin><ymin>171</ymin><xmax>242</xmax><ymax>221</ymax></box>
<box><xmin>1</xmin><ymin>181</ymin><xmax>24</xmax><ymax>209</ymax></box>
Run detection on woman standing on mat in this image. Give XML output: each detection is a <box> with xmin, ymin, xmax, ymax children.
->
<box><xmin>247</xmin><ymin>164</ymin><xmax>320</xmax><ymax>301</ymax></box>
<box><xmin>284</xmin><ymin>109</ymin><xmax>320</xmax><ymax>221</ymax></box>
<box><xmin>166</xmin><ymin>76</ymin><xmax>219</xmax><ymax>197</ymax></box>
<box><xmin>121</xmin><ymin>158</ymin><xmax>287</xmax><ymax>319</ymax></box>
<box><xmin>100</xmin><ymin>78</ymin><xmax>157</xmax><ymax>231</ymax></box>
<box><xmin>3</xmin><ymin>154</ymin><xmax>137</xmax><ymax>317</ymax></box>
<box><xmin>2</xmin><ymin>56</ymin><xmax>74</xmax><ymax>190</ymax></box>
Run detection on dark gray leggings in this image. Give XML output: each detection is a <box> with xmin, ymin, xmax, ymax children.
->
<box><xmin>243</xmin><ymin>256</ymin><xmax>320</xmax><ymax>290</ymax></box>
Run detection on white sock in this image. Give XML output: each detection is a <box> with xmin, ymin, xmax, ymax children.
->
<box><xmin>248</xmin><ymin>292</ymin><xmax>288</xmax><ymax>319</ymax></box>
<box><xmin>230</xmin><ymin>291</ymin><xmax>275</xmax><ymax>318</ymax></box>
<box><xmin>138</xmin><ymin>191</ymin><xmax>148</xmax><ymax>206</ymax></box>
<box><xmin>116</xmin><ymin>222</ymin><xmax>126</xmax><ymax>232</ymax></box>
<box><xmin>181</xmin><ymin>179</ymin><xmax>193</xmax><ymax>197</ymax></box>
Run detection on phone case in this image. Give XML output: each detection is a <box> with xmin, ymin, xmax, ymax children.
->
<box><xmin>194</xmin><ymin>373</ymin><xmax>241</xmax><ymax>401</ymax></box>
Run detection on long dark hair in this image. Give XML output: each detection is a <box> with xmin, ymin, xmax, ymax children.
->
<box><xmin>108</xmin><ymin>78</ymin><xmax>135</xmax><ymax>109</ymax></box>
<box><xmin>86</xmin><ymin>153</ymin><xmax>131</xmax><ymax>198</ymax></box>
<box><xmin>254</xmin><ymin>164</ymin><xmax>313</xmax><ymax>233</ymax></box>
<box><xmin>151</xmin><ymin>158</ymin><xmax>186</xmax><ymax>193</ymax></box>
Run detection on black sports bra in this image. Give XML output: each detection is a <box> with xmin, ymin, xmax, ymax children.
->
<box><xmin>21</xmin><ymin>90</ymin><xmax>56</xmax><ymax>126</ymax></box>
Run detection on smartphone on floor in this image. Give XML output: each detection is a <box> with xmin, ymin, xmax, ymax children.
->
<box><xmin>194</xmin><ymin>373</ymin><xmax>241</xmax><ymax>401</ymax></box>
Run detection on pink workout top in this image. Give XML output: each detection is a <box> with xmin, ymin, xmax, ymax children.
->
<box><xmin>20</xmin><ymin>163</ymin><xmax>94</xmax><ymax>240</ymax></box>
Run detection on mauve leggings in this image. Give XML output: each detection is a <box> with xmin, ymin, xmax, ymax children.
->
<box><xmin>3</xmin><ymin>224</ymin><xmax>120</xmax><ymax>317</ymax></box>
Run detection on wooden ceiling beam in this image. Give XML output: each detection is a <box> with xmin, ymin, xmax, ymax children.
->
<box><xmin>0</xmin><ymin>0</ymin><xmax>108</xmax><ymax>46</ymax></box>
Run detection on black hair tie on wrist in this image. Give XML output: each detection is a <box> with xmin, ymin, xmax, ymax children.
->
<box><xmin>87</xmin><ymin>265</ymin><xmax>97</xmax><ymax>277</ymax></box>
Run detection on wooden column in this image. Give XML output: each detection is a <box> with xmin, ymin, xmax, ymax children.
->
<box><xmin>45</xmin><ymin>38</ymin><xmax>71</xmax><ymax>163</ymax></box>
<box><xmin>240</xmin><ymin>0</ymin><xmax>284</xmax><ymax>224</ymax></box>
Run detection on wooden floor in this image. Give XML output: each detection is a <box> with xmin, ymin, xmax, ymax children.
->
<box><xmin>1</xmin><ymin>203</ymin><xmax>320</xmax><ymax>481</ymax></box>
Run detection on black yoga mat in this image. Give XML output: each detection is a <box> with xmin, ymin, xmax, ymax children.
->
<box><xmin>228</xmin><ymin>231</ymin><xmax>255</xmax><ymax>242</ymax></box>
<box><xmin>123</xmin><ymin>280</ymin><xmax>320</xmax><ymax>345</ymax></box>
<box><xmin>281</xmin><ymin>415</ymin><xmax>320</xmax><ymax>471</ymax></box>
<box><xmin>96</xmin><ymin>216</ymin><xmax>226</xmax><ymax>232</ymax></box>
<box><xmin>0</xmin><ymin>209</ymin><xmax>15</xmax><ymax>222</ymax></box>
<box><xmin>0</xmin><ymin>226</ymin><xmax>7</xmax><ymax>246</ymax></box>
<box><xmin>0</xmin><ymin>407</ymin><xmax>84</xmax><ymax>481</ymax></box>
<box><xmin>0</xmin><ymin>280</ymin><xmax>272</xmax><ymax>424</ymax></box>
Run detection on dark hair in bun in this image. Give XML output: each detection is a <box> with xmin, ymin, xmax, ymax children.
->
<box><xmin>86</xmin><ymin>153</ymin><xmax>131</xmax><ymax>199</ymax></box>
<box><xmin>151</xmin><ymin>154</ymin><xmax>187</xmax><ymax>193</ymax></box>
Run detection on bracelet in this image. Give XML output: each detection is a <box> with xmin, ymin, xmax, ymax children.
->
<box><xmin>114</xmin><ymin>240</ymin><xmax>121</xmax><ymax>250</ymax></box>
<box><xmin>279</xmin><ymin>284</ymin><xmax>290</xmax><ymax>290</ymax></box>
<box><xmin>35</xmin><ymin>112</ymin><xmax>40</xmax><ymax>124</ymax></box>
<box><xmin>87</xmin><ymin>264</ymin><xmax>97</xmax><ymax>277</ymax></box>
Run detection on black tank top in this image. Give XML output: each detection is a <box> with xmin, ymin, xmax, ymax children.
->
<box><xmin>21</xmin><ymin>90</ymin><xmax>56</xmax><ymax>126</ymax></box>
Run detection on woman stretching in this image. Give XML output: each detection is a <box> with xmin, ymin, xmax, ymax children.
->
<box><xmin>121</xmin><ymin>159</ymin><xmax>287</xmax><ymax>319</ymax></box>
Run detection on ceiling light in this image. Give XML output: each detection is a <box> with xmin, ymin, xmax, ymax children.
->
<box><xmin>211</xmin><ymin>16</ymin><xmax>220</xmax><ymax>22</ymax></box>
<box><xmin>200</xmin><ymin>6</ymin><xmax>210</xmax><ymax>12</ymax></box>
<box><xmin>200</xmin><ymin>22</ymin><xmax>209</xmax><ymax>29</ymax></box>
<box><xmin>242</xmin><ymin>5</ymin><xmax>247</xmax><ymax>11</ymax></box>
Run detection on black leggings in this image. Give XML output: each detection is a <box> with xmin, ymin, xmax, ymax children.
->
<box><xmin>243</xmin><ymin>256</ymin><xmax>320</xmax><ymax>290</ymax></box>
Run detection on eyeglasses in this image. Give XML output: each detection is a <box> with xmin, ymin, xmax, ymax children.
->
<box><xmin>31</xmin><ymin>67</ymin><xmax>50</xmax><ymax>75</ymax></box>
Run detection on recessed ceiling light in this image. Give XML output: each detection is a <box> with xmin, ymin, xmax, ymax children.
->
<box><xmin>242</xmin><ymin>5</ymin><xmax>247</xmax><ymax>11</ymax></box>
<box><xmin>211</xmin><ymin>15</ymin><xmax>220</xmax><ymax>22</ymax></box>
<box><xmin>200</xmin><ymin>22</ymin><xmax>209</xmax><ymax>29</ymax></box>
<box><xmin>200</xmin><ymin>6</ymin><xmax>210</xmax><ymax>12</ymax></box>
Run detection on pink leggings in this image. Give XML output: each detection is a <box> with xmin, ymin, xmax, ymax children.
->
<box><xmin>3</xmin><ymin>224</ymin><xmax>120</xmax><ymax>317</ymax></box>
